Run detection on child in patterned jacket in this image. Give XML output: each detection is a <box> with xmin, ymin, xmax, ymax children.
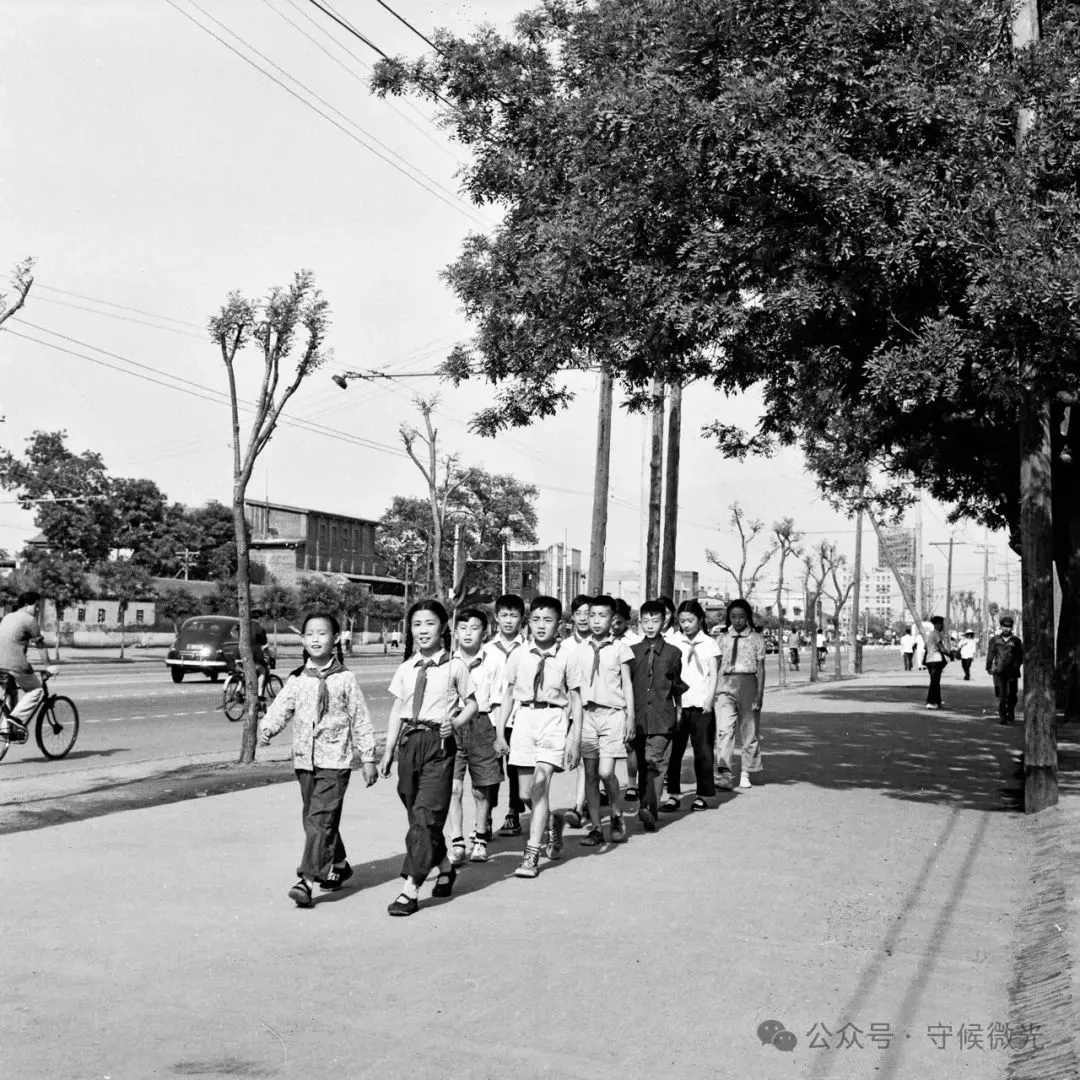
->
<box><xmin>259</xmin><ymin>612</ymin><xmax>378</xmax><ymax>908</ymax></box>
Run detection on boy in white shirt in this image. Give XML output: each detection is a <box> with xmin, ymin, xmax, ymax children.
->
<box><xmin>574</xmin><ymin>595</ymin><xmax>635</xmax><ymax>844</ymax></box>
<box><xmin>447</xmin><ymin>607</ymin><xmax>506</xmax><ymax>865</ymax></box>
<box><xmin>486</xmin><ymin>595</ymin><xmax>528</xmax><ymax>837</ymax></box>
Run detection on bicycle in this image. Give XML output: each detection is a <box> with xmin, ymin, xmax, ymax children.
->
<box><xmin>222</xmin><ymin>661</ymin><xmax>283</xmax><ymax>722</ymax></box>
<box><xmin>0</xmin><ymin>670</ymin><xmax>79</xmax><ymax>762</ymax></box>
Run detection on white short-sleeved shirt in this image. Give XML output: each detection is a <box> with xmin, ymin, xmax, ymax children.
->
<box><xmin>573</xmin><ymin>636</ymin><xmax>634</xmax><ymax>709</ymax></box>
<box><xmin>388</xmin><ymin>650</ymin><xmax>475</xmax><ymax>722</ymax></box>
<box><xmin>505</xmin><ymin>642</ymin><xmax>583</xmax><ymax>708</ymax></box>
<box><xmin>483</xmin><ymin>635</ymin><xmax>525</xmax><ymax>711</ymax></box>
<box><xmin>674</xmin><ymin>631</ymin><xmax>721</xmax><ymax>709</ymax></box>
<box><xmin>453</xmin><ymin>648</ymin><xmax>499</xmax><ymax>714</ymax></box>
<box><xmin>719</xmin><ymin>628</ymin><xmax>767</xmax><ymax>675</ymax></box>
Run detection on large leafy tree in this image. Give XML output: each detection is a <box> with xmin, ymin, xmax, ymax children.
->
<box><xmin>21</xmin><ymin>552</ymin><xmax>90</xmax><ymax>661</ymax></box>
<box><xmin>377</xmin><ymin>468</ymin><xmax>539</xmax><ymax>600</ymax></box>
<box><xmin>374</xmin><ymin>0</ymin><xmax>1080</xmax><ymax>786</ymax></box>
<box><xmin>0</xmin><ymin>431</ymin><xmax>115</xmax><ymax>563</ymax></box>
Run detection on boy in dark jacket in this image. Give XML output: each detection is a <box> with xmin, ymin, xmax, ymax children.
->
<box><xmin>628</xmin><ymin>600</ymin><xmax>686</xmax><ymax>831</ymax></box>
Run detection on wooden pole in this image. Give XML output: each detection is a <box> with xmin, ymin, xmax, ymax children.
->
<box><xmin>982</xmin><ymin>528</ymin><xmax>990</xmax><ymax>654</ymax></box>
<box><xmin>645</xmin><ymin>379</ymin><xmax>664</xmax><ymax>599</ymax></box>
<box><xmin>588</xmin><ymin>370</ymin><xmax>613</xmax><ymax>594</ymax></box>
<box><xmin>660</xmin><ymin>381</ymin><xmax>682</xmax><ymax>599</ymax></box>
<box><xmin>852</xmin><ymin>508</ymin><xmax>864</xmax><ymax>674</ymax></box>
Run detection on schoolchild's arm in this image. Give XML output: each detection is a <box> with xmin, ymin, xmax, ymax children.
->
<box><xmin>703</xmin><ymin>654</ymin><xmax>719</xmax><ymax>712</ymax></box>
<box><xmin>346</xmin><ymin>676</ymin><xmax>378</xmax><ymax>786</ymax></box>
<box><xmin>620</xmin><ymin>661</ymin><xmax>636</xmax><ymax>743</ymax></box>
<box><xmin>380</xmin><ymin>697</ymin><xmax>405</xmax><ymax>777</ymax></box>
<box><xmin>565</xmin><ymin>686</ymin><xmax>584</xmax><ymax>771</ymax></box>
<box><xmin>259</xmin><ymin>676</ymin><xmax>296</xmax><ymax>744</ymax></box>
<box><xmin>754</xmin><ymin>657</ymin><xmax>766</xmax><ymax>712</ymax></box>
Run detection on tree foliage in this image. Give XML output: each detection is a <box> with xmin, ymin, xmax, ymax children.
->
<box><xmin>156</xmin><ymin>586</ymin><xmax>201</xmax><ymax>632</ymax></box>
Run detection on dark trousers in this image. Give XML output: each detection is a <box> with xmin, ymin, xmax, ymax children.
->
<box><xmin>994</xmin><ymin>675</ymin><xmax>1019</xmax><ymax>722</ymax></box>
<box><xmin>633</xmin><ymin>733</ymin><xmax>672</xmax><ymax>816</ymax></box>
<box><xmin>295</xmin><ymin>768</ymin><xmax>351</xmax><ymax>881</ymax></box>
<box><xmin>926</xmin><ymin>661</ymin><xmax>945</xmax><ymax>705</ymax></box>
<box><xmin>903</xmin><ymin>653</ymin><xmax>914</xmax><ymax>671</ymax></box>
<box><xmin>961</xmin><ymin>658</ymin><xmax>973</xmax><ymax>680</ymax></box>
<box><xmin>666</xmin><ymin>707</ymin><xmax>716</xmax><ymax>797</ymax></box>
<box><xmin>501</xmin><ymin>724</ymin><xmax>525</xmax><ymax>815</ymax></box>
<box><xmin>788</xmin><ymin>648</ymin><xmax>799</xmax><ymax>670</ymax></box>
<box><xmin>397</xmin><ymin>727</ymin><xmax>456</xmax><ymax>882</ymax></box>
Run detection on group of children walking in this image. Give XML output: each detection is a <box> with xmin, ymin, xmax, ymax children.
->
<box><xmin>259</xmin><ymin>590</ymin><xmax>767</xmax><ymax>916</ymax></box>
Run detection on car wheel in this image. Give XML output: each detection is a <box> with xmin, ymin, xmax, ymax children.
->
<box><xmin>209</xmin><ymin>671</ymin><xmax>220</xmax><ymax>683</ymax></box>
<box><xmin>171</xmin><ymin>668</ymin><xmax>184</xmax><ymax>684</ymax></box>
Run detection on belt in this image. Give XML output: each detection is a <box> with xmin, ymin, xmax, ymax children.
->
<box><xmin>519</xmin><ymin>701</ymin><xmax>558</xmax><ymax>709</ymax></box>
<box><xmin>402</xmin><ymin>718</ymin><xmax>442</xmax><ymax>732</ymax></box>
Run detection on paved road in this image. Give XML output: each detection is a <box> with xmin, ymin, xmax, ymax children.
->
<box><xmin>0</xmin><ymin>657</ymin><xmax>400</xmax><ymax>779</ymax></box>
<box><xmin>0</xmin><ymin>646</ymin><xmax>943</xmax><ymax>782</ymax></box>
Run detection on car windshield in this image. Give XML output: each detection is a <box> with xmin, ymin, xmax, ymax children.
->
<box><xmin>184</xmin><ymin>620</ymin><xmax>228</xmax><ymax>635</ymax></box>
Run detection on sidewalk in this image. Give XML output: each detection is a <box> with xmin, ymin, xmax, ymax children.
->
<box><xmin>0</xmin><ymin>668</ymin><xmax>1064</xmax><ymax>1079</ymax></box>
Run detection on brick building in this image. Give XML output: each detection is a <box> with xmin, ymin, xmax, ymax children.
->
<box><xmin>245</xmin><ymin>500</ymin><xmax>401</xmax><ymax>593</ymax></box>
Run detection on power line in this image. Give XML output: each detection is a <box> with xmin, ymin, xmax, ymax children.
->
<box><xmin>35</xmin><ymin>284</ymin><xmax>206</xmax><ymax>329</ymax></box>
<box><xmin>263</xmin><ymin>0</ymin><xmax>462</xmax><ymax>165</ymax></box>
<box><xmin>371</xmin><ymin>0</ymin><xmax>439</xmax><ymax>52</ymax></box>
<box><xmin>32</xmin><ymin>296</ymin><xmax>206</xmax><ymax>339</ymax></box>
<box><xmin>162</xmin><ymin>0</ymin><xmax>486</xmax><ymax>228</ymax></box>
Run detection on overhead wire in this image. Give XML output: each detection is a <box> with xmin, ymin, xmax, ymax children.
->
<box><xmin>35</xmin><ymin>284</ymin><xmax>206</xmax><ymax>329</ymax></box>
<box><xmin>162</xmin><ymin>0</ymin><xmax>488</xmax><ymax>228</ymax></box>
<box><xmin>371</xmin><ymin>0</ymin><xmax>440</xmax><ymax>52</ymax></box>
<box><xmin>263</xmin><ymin>0</ymin><xmax>463</xmax><ymax>165</ymax></box>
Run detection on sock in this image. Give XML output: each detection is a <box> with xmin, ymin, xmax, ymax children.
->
<box><xmin>401</xmin><ymin>881</ymin><xmax>419</xmax><ymax>899</ymax></box>
<box><xmin>476</xmin><ymin>829</ymin><xmax>491</xmax><ymax>842</ymax></box>
<box><xmin>451</xmin><ymin>835</ymin><xmax>465</xmax><ymax>847</ymax></box>
<box><xmin>524</xmin><ymin>843</ymin><xmax>540</xmax><ymax>858</ymax></box>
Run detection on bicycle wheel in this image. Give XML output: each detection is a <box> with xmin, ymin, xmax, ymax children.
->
<box><xmin>222</xmin><ymin>677</ymin><xmax>246</xmax><ymax>722</ymax></box>
<box><xmin>265</xmin><ymin>674</ymin><xmax>284</xmax><ymax>702</ymax></box>
<box><xmin>36</xmin><ymin>696</ymin><xmax>79</xmax><ymax>759</ymax></box>
<box><xmin>0</xmin><ymin>730</ymin><xmax>10</xmax><ymax>763</ymax></box>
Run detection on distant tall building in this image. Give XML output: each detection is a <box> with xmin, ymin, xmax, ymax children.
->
<box><xmin>877</xmin><ymin>527</ymin><xmax>916</xmax><ymax>572</ymax></box>
<box><xmin>506</xmin><ymin>543</ymin><xmax>586</xmax><ymax>607</ymax></box>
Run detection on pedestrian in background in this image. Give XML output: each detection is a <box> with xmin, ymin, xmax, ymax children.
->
<box><xmin>259</xmin><ymin>612</ymin><xmax>377</xmax><ymax>909</ymax></box>
<box><xmin>986</xmin><ymin>616</ymin><xmax>1024</xmax><ymax>725</ymax></box>
<box><xmin>900</xmin><ymin>630</ymin><xmax>915</xmax><ymax>671</ymax></box>
<box><xmin>958</xmin><ymin>630</ymin><xmax>977</xmax><ymax>680</ymax></box>
<box><xmin>715</xmin><ymin>599</ymin><xmax>767</xmax><ymax>790</ymax></box>
<box><xmin>923</xmin><ymin>615</ymin><xmax>948</xmax><ymax>709</ymax></box>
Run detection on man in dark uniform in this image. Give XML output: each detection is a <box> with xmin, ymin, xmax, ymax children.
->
<box><xmin>985</xmin><ymin>616</ymin><xmax>1024</xmax><ymax>725</ymax></box>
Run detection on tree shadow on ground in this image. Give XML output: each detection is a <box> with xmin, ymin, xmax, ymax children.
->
<box><xmin>749</xmin><ymin>680</ymin><xmax>1023</xmax><ymax>812</ymax></box>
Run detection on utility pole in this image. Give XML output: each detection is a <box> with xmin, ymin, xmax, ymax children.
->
<box><xmin>588</xmin><ymin>369</ymin><xmax>613</xmax><ymax>594</ymax></box>
<box><xmin>501</xmin><ymin>542</ymin><xmax>507</xmax><ymax>595</ymax></box>
<box><xmin>851</xmin><ymin>507</ymin><xmax>864</xmax><ymax>674</ymax></box>
<box><xmin>981</xmin><ymin>528</ymin><xmax>990</xmax><ymax>654</ymax></box>
<box><xmin>644</xmin><ymin>379</ymin><xmax>664</xmax><ymax>599</ymax></box>
<box><xmin>174</xmin><ymin>549</ymin><xmax>197</xmax><ymax>581</ymax></box>
<box><xmin>660</xmin><ymin>381</ymin><xmax>682</xmax><ymax>599</ymax></box>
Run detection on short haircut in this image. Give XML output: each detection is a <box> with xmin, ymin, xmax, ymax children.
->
<box><xmin>931</xmin><ymin>615</ymin><xmax>944</xmax><ymax>626</ymax></box>
<box><xmin>455</xmin><ymin>606</ymin><xmax>488</xmax><ymax>632</ymax></box>
<box><xmin>494</xmin><ymin>594</ymin><xmax>525</xmax><ymax>617</ymax></box>
<box><xmin>530</xmin><ymin>595</ymin><xmax>563</xmax><ymax>620</ymax></box>
<box><xmin>589</xmin><ymin>594</ymin><xmax>616</xmax><ymax>614</ymax></box>
<box><xmin>17</xmin><ymin>591</ymin><xmax>42</xmax><ymax>609</ymax></box>
<box><xmin>639</xmin><ymin>599</ymin><xmax>666</xmax><ymax>618</ymax></box>
<box><xmin>678</xmin><ymin>599</ymin><xmax>707</xmax><ymax>624</ymax></box>
<box><xmin>570</xmin><ymin>593</ymin><xmax>592</xmax><ymax>614</ymax></box>
<box><xmin>614</xmin><ymin>598</ymin><xmax>631</xmax><ymax>620</ymax></box>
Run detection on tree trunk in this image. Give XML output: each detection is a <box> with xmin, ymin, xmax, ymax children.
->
<box><xmin>834</xmin><ymin>607</ymin><xmax>843</xmax><ymax>678</ymax></box>
<box><xmin>233</xmin><ymin>495</ymin><xmax>259</xmax><ymax>764</ymax></box>
<box><xmin>645</xmin><ymin>380</ymin><xmax>664</xmax><ymax>599</ymax></box>
<box><xmin>119</xmin><ymin>610</ymin><xmax>126</xmax><ymax>660</ymax></box>
<box><xmin>851</xmin><ymin>508</ymin><xmax>864</xmax><ymax>674</ymax></box>
<box><xmin>660</xmin><ymin>381</ymin><xmax>682</xmax><ymax>599</ymax></box>
<box><xmin>775</xmin><ymin>551</ymin><xmax>787</xmax><ymax>687</ymax></box>
<box><xmin>808</xmin><ymin>591</ymin><xmax>819</xmax><ymax>683</ymax></box>
<box><xmin>1020</xmin><ymin>385</ymin><xmax>1057</xmax><ymax>812</ymax></box>
<box><xmin>588</xmin><ymin>370</ymin><xmax>613</xmax><ymax>594</ymax></box>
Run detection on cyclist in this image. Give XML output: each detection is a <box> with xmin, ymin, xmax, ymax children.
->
<box><xmin>0</xmin><ymin>591</ymin><xmax>56</xmax><ymax>738</ymax></box>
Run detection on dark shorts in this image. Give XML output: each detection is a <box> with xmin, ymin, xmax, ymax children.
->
<box><xmin>453</xmin><ymin>712</ymin><xmax>505</xmax><ymax>787</ymax></box>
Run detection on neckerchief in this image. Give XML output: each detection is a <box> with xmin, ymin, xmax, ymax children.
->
<box><xmin>300</xmin><ymin>657</ymin><xmax>347</xmax><ymax>721</ymax></box>
<box><xmin>589</xmin><ymin>638</ymin><xmax>612</xmax><ymax>685</ymax></box>
<box><xmin>492</xmin><ymin>637</ymin><xmax>521</xmax><ymax>658</ymax></box>
<box><xmin>412</xmin><ymin>651</ymin><xmax>448</xmax><ymax>716</ymax></box>
<box><xmin>531</xmin><ymin>646</ymin><xmax>557</xmax><ymax>704</ymax></box>
<box><xmin>685</xmin><ymin>633</ymin><xmax>705</xmax><ymax>675</ymax></box>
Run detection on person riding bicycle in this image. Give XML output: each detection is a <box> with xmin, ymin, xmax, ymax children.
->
<box><xmin>249</xmin><ymin>613</ymin><xmax>270</xmax><ymax>702</ymax></box>
<box><xmin>0</xmin><ymin>591</ymin><xmax>57</xmax><ymax>739</ymax></box>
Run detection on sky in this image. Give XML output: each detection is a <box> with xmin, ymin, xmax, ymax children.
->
<box><xmin>0</xmin><ymin>0</ymin><xmax>1020</xmax><ymax>609</ymax></box>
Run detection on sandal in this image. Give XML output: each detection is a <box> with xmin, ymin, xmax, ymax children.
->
<box><xmin>287</xmin><ymin>879</ymin><xmax>313</xmax><ymax>908</ymax></box>
<box><xmin>659</xmin><ymin>796</ymin><xmax>681</xmax><ymax>813</ymax></box>
<box><xmin>387</xmin><ymin>892</ymin><xmax>419</xmax><ymax>916</ymax></box>
<box><xmin>691</xmin><ymin>797</ymin><xmax>708</xmax><ymax>811</ymax></box>
<box><xmin>318</xmin><ymin>862</ymin><xmax>353</xmax><ymax>892</ymax></box>
<box><xmin>625</xmin><ymin>787</ymin><xmax>639</xmax><ymax>802</ymax></box>
<box><xmin>431</xmin><ymin>866</ymin><xmax>457</xmax><ymax>898</ymax></box>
